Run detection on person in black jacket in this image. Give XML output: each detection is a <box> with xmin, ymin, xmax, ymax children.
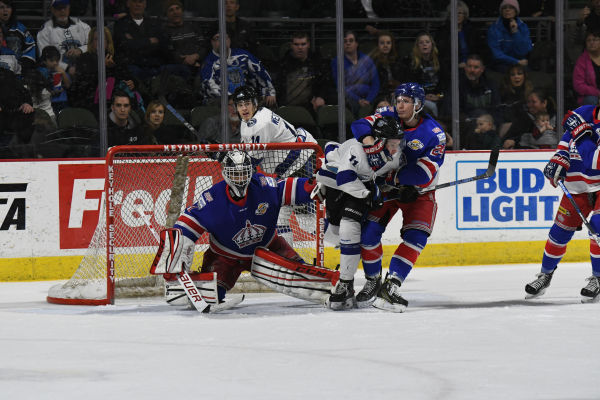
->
<box><xmin>0</xmin><ymin>68</ymin><xmax>34</xmax><ymax>147</ymax></box>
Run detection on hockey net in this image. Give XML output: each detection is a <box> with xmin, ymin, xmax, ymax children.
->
<box><xmin>47</xmin><ymin>143</ymin><xmax>325</xmax><ymax>305</ymax></box>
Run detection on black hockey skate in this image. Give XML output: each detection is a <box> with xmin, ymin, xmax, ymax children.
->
<box><xmin>581</xmin><ymin>276</ymin><xmax>600</xmax><ymax>303</ymax></box>
<box><xmin>525</xmin><ymin>269</ymin><xmax>555</xmax><ymax>299</ymax></box>
<box><xmin>372</xmin><ymin>274</ymin><xmax>408</xmax><ymax>313</ymax></box>
<box><xmin>356</xmin><ymin>274</ymin><xmax>382</xmax><ymax>308</ymax></box>
<box><xmin>326</xmin><ymin>279</ymin><xmax>356</xmax><ymax>310</ymax></box>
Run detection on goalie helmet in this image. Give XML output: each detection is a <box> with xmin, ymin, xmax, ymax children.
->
<box><xmin>222</xmin><ymin>150</ymin><xmax>253</xmax><ymax>198</ymax></box>
<box><xmin>232</xmin><ymin>85</ymin><xmax>259</xmax><ymax>108</ymax></box>
<box><xmin>394</xmin><ymin>82</ymin><xmax>425</xmax><ymax>116</ymax></box>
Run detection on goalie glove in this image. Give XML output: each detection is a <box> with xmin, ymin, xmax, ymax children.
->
<box><xmin>563</xmin><ymin>112</ymin><xmax>593</xmax><ymax>143</ymax></box>
<box><xmin>543</xmin><ymin>150</ymin><xmax>570</xmax><ymax>188</ymax></box>
<box><xmin>150</xmin><ymin>228</ymin><xmax>196</xmax><ymax>275</ymax></box>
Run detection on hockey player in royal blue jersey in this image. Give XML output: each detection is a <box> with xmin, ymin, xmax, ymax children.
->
<box><xmin>525</xmin><ymin>106</ymin><xmax>600</xmax><ymax>302</ymax></box>
<box><xmin>350</xmin><ymin>82</ymin><xmax>446</xmax><ymax>312</ymax></box>
<box><xmin>152</xmin><ymin>150</ymin><xmax>321</xmax><ymax>305</ymax></box>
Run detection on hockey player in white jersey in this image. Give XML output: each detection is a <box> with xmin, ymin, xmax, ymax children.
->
<box><xmin>232</xmin><ymin>85</ymin><xmax>317</xmax><ymax>177</ymax></box>
<box><xmin>315</xmin><ymin>116</ymin><xmax>406</xmax><ymax>310</ymax></box>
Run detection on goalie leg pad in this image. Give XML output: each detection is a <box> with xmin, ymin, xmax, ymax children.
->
<box><xmin>165</xmin><ymin>272</ymin><xmax>219</xmax><ymax>306</ymax></box>
<box><xmin>251</xmin><ymin>247</ymin><xmax>340</xmax><ymax>304</ymax></box>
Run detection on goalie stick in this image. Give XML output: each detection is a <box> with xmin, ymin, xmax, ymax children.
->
<box><xmin>384</xmin><ymin>147</ymin><xmax>499</xmax><ymax>198</ymax></box>
<box><xmin>557</xmin><ymin>180</ymin><xmax>600</xmax><ymax>247</ymax></box>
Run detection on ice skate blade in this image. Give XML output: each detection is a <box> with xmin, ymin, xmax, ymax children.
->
<box><xmin>356</xmin><ymin>296</ymin><xmax>377</xmax><ymax>308</ymax></box>
<box><xmin>581</xmin><ymin>294</ymin><xmax>600</xmax><ymax>304</ymax></box>
<box><xmin>524</xmin><ymin>288</ymin><xmax>546</xmax><ymax>299</ymax></box>
<box><xmin>326</xmin><ymin>296</ymin><xmax>356</xmax><ymax>311</ymax></box>
<box><xmin>205</xmin><ymin>294</ymin><xmax>245</xmax><ymax>313</ymax></box>
<box><xmin>372</xmin><ymin>297</ymin><xmax>407</xmax><ymax>313</ymax></box>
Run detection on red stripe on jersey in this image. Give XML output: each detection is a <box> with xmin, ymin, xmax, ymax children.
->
<box><xmin>394</xmin><ymin>242</ymin><xmax>421</xmax><ymax>265</ymax></box>
<box><xmin>361</xmin><ymin>243</ymin><xmax>383</xmax><ymax>262</ymax></box>
<box><xmin>566</xmin><ymin>174</ymin><xmax>600</xmax><ymax>184</ymax></box>
<box><xmin>283</xmin><ymin>177</ymin><xmax>294</xmax><ymax>205</ymax></box>
<box><xmin>544</xmin><ymin>240</ymin><xmax>567</xmax><ymax>257</ymax></box>
<box><xmin>178</xmin><ymin>214</ymin><xmax>206</xmax><ymax>238</ymax></box>
<box><xmin>591</xmin><ymin>239</ymin><xmax>600</xmax><ymax>256</ymax></box>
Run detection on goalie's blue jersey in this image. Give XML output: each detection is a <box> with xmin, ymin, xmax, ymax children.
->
<box><xmin>351</xmin><ymin>107</ymin><xmax>446</xmax><ymax>189</ymax></box>
<box><xmin>175</xmin><ymin>173</ymin><xmax>312</xmax><ymax>260</ymax></box>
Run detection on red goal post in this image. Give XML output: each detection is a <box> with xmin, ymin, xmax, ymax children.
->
<box><xmin>47</xmin><ymin>142</ymin><xmax>325</xmax><ymax>305</ymax></box>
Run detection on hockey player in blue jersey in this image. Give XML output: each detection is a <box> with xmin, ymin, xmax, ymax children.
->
<box><xmin>151</xmin><ymin>150</ymin><xmax>324</xmax><ymax>305</ymax></box>
<box><xmin>350</xmin><ymin>82</ymin><xmax>446</xmax><ymax>312</ymax></box>
<box><xmin>525</xmin><ymin>106</ymin><xmax>600</xmax><ymax>302</ymax></box>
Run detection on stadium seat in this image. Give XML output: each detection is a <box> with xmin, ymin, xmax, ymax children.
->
<box><xmin>276</xmin><ymin>106</ymin><xmax>318</xmax><ymax>131</ymax></box>
<box><xmin>163</xmin><ymin>108</ymin><xmax>190</xmax><ymax>127</ymax></box>
<box><xmin>56</xmin><ymin>107</ymin><xmax>98</xmax><ymax>129</ymax></box>
<box><xmin>190</xmin><ymin>106</ymin><xmax>220</xmax><ymax>129</ymax></box>
<box><xmin>316</xmin><ymin>105</ymin><xmax>356</xmax><ymax>141</ymax></box>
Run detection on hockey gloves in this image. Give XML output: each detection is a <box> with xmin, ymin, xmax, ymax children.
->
<box><xmin>363</xmin><ymin>139</ymin><xmax>392</xmax><ymax>170</ymax></box>
<box><xmin>563</xmin><ymin>112</ymin><xmax>593</xmax><ymax>143</ymax></box>
<box><xmin>544</xmin><ymin>150</ymin><xmax>570</xmax><ymax>187</ymax></box>
<box><xmin>366</xmin><ymin>181</ymin><xmax>383</xmax><ymax>210</ymax></box>
<box><xmin>395</xmin><ymin>185</ymin><xmax>420</xmax><ymax>203</ymax></box>
<box><xmin>307</xmin><ymin>178</ymin><xmax>326</xmax><ymax>202</ymax></box>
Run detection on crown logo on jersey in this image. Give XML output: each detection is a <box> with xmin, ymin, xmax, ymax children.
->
<box><xmin>232</xmin><ymin>220</ymin><xmax>267</xmax><ymax>248</ymax></box>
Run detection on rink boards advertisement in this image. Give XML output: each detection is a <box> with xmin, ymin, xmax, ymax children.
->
<box><xmin>0</xmin><ymin>151</ymin><xmax>592</xmax><ymax>280</ymax></box>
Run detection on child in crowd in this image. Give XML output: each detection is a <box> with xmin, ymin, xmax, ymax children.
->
<box><xmin>38</xmin><ymin>46</ymin><xmax>71</xmax><ymax>115</ymax></box>
<box><xmin>534</xmin><ymin>111</ymin><xmax>554</xmax><ymax>135</ymax></box>
<box><xmin>464</xmin><ymin>113</ymin><xmax>501</xmax><ymax>150</ymax></box>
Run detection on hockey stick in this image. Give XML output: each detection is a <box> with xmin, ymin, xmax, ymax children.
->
<box><xmin>384</xmin><ymin>147</ymin><xmax>499</xmax><ymax>199</ymax></box>
<box><xmin>138</xmin><ymin>206</ymin><xmax>210</xmax><ymax>313</ymax></box>
<box><xmin>557</xmin><ymin>180</ymin><xmax>600</xmax><ymax>247</ymax></box>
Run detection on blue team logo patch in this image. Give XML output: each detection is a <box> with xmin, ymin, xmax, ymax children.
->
<box><xmin>247</xmin><ymin>118</ymin><xmax>257</xmax><ymax>127</ymax></box>
<box><xmin>255</xmin><ymin>202</ymin><xmax>269</xmax><ymax>215</ymax></box>
<box><xmin>407</xmin><ymin>139</ymin><xmax>424</xmax><ymax>150</ymax></box>
<box><xmin>203</xmin><ymin>192</ymin><xmax>213</xmax><ymax>202</ymax></box>
<box><xmin>232</xmin><ymin>220</ymin><xmax>267</xmax><ymax>248</ymax></box>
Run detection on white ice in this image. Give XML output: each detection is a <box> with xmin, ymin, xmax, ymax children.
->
<box><xmin>1</xmin><ymin>262</ymin><xmax>599</xmax><ymax>400</ymax></box>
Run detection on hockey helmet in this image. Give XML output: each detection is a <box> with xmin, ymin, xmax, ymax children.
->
<box><xmin>372</xmin><ymin>116</ymin><xmax>404</xmax><ymax>140</ymax></box>
<box><xmin>394</xmin><ymin>82</ymin><xmax>425</xmax><ymax>114</ymax></box>
<box><xmin>232</xmin><ymin>85</ymin><xmax>259</xmax><ymax>108</ymax></box>
<box><xmin>221</xmin><ymin>150</ymin><xmax>253</xmax><ymax>198</ymax></box>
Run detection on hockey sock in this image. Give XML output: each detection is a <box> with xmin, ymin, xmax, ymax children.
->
<box><xmin>541</xmin><ymin>224</ymin><xmax>574</xmax><ymax>274</ymax></box>
<box><xmin>339</xmin><ymin>218</ymin><xmax>361</xmax><ymax>281</ymax></box>
<box><xmin>361</xmin><ymin>220</ymin><xmax>385</xmax><ymax>277</ymax></box>
<box><xmin>217</xmin><ymin>286</ymin><xmax>226</xmax><ymax>302</ymax></box>
<box><xmin>589</xmin><ymin>215</ymin><xmax>600</xmax><ymax>276</ymax></box>
<box><xmin>389</xmin><ymin>229</ymin><xmax>428</xmax><ymax>281</ymax></box>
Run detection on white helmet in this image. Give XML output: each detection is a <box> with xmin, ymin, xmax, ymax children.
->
<box><xmin>221</xmin><ymin>150</ymin><xmax>253</xmax><ymax>198</ymax></box>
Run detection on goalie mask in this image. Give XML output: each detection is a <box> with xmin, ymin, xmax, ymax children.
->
<box><xmin>222</xmin><ymin>150</ymin><xmax>253</xmax><ymax>198</ymax></box>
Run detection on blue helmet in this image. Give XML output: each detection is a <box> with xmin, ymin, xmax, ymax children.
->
<box><xmin>394</xmin><ymin>82</ymin><xmax>425</xmax><ymax>114</ymax></box>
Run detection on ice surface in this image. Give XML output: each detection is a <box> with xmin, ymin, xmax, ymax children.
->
<box><xmin>1</xmin><ymin>262</ymin><xmax>599</xmax><ymax>400</ymax></box>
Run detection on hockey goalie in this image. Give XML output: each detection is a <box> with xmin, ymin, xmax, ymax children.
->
<box><xmin>150</xmin><ymin>150</ymin><xmax>338</xmax><ymax>311</ymax></box>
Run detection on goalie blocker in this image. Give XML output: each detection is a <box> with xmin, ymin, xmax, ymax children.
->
<box><xmin>250</xmin><ymin>247</ymin><xmax>339</xmax><ymax>304</ymax></box>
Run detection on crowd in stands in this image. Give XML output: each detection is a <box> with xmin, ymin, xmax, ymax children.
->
<box><xmin>0</xmin><ymin>0</ymin><xmax>593</xmax><ymax>158</ymax></box>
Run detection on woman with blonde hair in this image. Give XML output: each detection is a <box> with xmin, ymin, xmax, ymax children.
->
<box><xmin>143</xmin><ymin>100</ymin><xmax>191</xmax><ymax>144</ymax></box>
<box><xmin>406</xmin><ymin>31</ymin><xmax>448</xmax><ymax>116</ymax></box>
<box><xmin>368</xmin><ymin>30</ymin><xmax>405</xmax><ymax>98</ymax></box>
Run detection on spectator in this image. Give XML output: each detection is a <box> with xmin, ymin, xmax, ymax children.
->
<box><xmin>498</xmin><ymin>63</ymin><xmax>533</xmax><ymax>135</ymax></box>
<box><xmin>463</xmin><ymin>113</ymin><xmax>501</xmax><ymax>150</ymax></box>
<box><xmin>0</xmin><ymin>0</ymin><xmax>36</xmax><ymax>71</ymax></box>
<box><xmin>36</xmin><ymin>0</ymin><xmax>90</xmax><ymax>71</ymax></box>
<box><xmin>38</xmin><ymin>46</ymin><xmax>71</xmax><ymax>115</ymax></box>
<box><xmin>274</xmin><ymin>31</ymin><xmax>332</xmax><ymax>116</ymax></box>
<box><xmin>106</xmin><ymin>0</ymin><xmax>128</xmax><ymax>19</ymax></box>
<box><xmin>163</xmin><ymin>0</ymin><xmax>206</xmax><ymax>79</ymax></box>
<box><xmin>368</xmin><ymin>30</ymin><xmax>405</xmax><ymax>99</ymax></box>
<box><xmin>140</xmin><ymin>100</ymin><xmax>188</xmax><ymax>145</ymax></box>
<box><xmin>486</xmin><ymin>0</ymin><xmax>533</xmax><ymax>72</ymax></box>
<box><xmin>405</xmin><ymin>31</ymin><xmax>448</xmax><ymax>117</ymax></box>
<box><xmin>573</xmin><ymin>29</ymin><xmax>600</xmax><ymax>106</ymax></box>
<box><xmin>0</xmin><ymin>25</ymin><xmax>19</xmax><ymax>74</ymax></box>
<box><xmin>0</xmin><ymin>67</ymin><xmax>34</xmax><ymax>148</ymax></box>
<box><xmin>331</xmin><ymin>30</ymin><xmax>379</xmax><ymax>117</ymax></box>
<box><xmin>68</xmin><ymin>26</ymin><xmax>135</xmax><ymax>114</ymax></box>
<box><xmin>199</xmin><ymin>28</ymin><xmax>276</xmax><ymax>107</ymax></box>
<box><xmin>198</xmin><ymin>96</ymin><xmax>241</xmax><ymax>143</ymax></box>
<box><xmin>443</xmin><ymin>54</ymin><xmax>502</xmax><ymax>126</ymax></box>
<box><xmin>576</xmin><ymin>0</ymin><xmax>600</xmax><ymax>35</ymax></box>
<box><xmin>222</xmin><ymin>0</ymin><xmax>258</xmax><ymax>52</ymax></box>
<box><xmin>503</xmin><ymin>88</ymin><xmax>558</xmax><ymax>149</ymax></box>
<box><xmin>21</xmin><ymin>66</ymin><xmax>55</xmax><ymax>123</ymax></box>
<box><xmin>112</xmin><ymin>0</ymin><xmax>169</xmax><ymax>82</ymax></box>
<box><xmin>437</xmin><ymin>1</ymin><xmax>489</xmax><ymax>69</ymax></box>
<box><xmin>107</xmin><ymin>89</ymin><xmax>147</xmax><ymax>146</ymax></box>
